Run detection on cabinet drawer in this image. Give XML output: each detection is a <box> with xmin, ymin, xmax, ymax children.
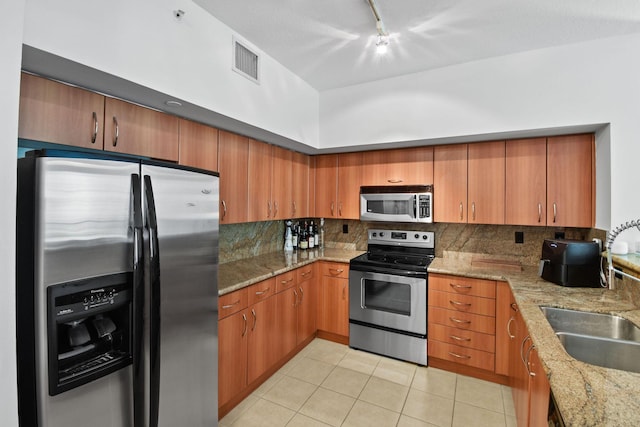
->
<box><xmin>296</xmin><ymin>264</ymin><xmax>315</xmax><ymax>283</ymax></box>
<box><xmin>429</xmin><ymin>274</ymin><xmax>496</xmax><ymax>299</ymax></box>
<box><xmin>428</xmin><ymin>323</ymin><xmax>495</xmax><ymax>353</ymax></box>
<box><xmin>429</xmin><ymin>307</ymin><xmax>496</xmax><ymax>335</ymax></box>
<box><xmin>321</xmin><ymin>262</ymin><xmax>348</xmax><ymax>278</ymax></box>
<box><xmin>429</xmin><ymin>289</ymin><xmax>496</xmax><ymax>317</ymax></box>
<box><xmin>218</xmin><ymin>288</ymin><xmax>248</xmax><ymax>319</ymax></box>
<box><xmin>248</xmin><ymin>278</ymin><xmax>275</xmax><ymax>306</ymax></box>
<box><xmin>428</xmin><ymin>340</ymin><xmax>495</xmax><ymax>371</ymax></box>
<box><xmin>276</xmin><ymin>271</ymin><xmax>296</xmax><ymax>292</ymax></box>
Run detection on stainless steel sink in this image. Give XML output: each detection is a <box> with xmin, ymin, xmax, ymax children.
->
<box><xmin>540</xmin><ymin>306</ymin><xmax>640</xmax><ymax>373</ymax></box>
<box><xmin>555</xmin><ymin>332</ymin><xmax>640</xmax><ymax>373</ymax></box>
<box><xmin>540</xmin><ymin>306</ymin><xmax>640</xmax><ymax>341</ymax></box>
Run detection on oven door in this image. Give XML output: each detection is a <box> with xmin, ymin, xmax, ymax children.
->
<box><xmin>349</xmin><ymin>269</ymin><xmax>426</xmax><ymax>336</ymax></box>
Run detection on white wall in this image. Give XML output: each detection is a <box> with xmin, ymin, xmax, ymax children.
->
<box><xmin>22</xmin><ymin>0</ymin><xmax>320</xmax><ymax>148</ymax></box>
<box><xmin>2</xmin><ymin>0</ymin><xmax>25</xmax><ymax>424</ymax></box>
<box><xmin>320</xmin><ymin>34</ymin><xmax>640</xmax><ymax>236</ymax></box>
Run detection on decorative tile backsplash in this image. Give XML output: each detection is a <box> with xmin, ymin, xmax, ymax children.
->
<box><xmin>220</xmin><ymin>218</ymin><xmax>603</xmax><ymax>266</ymax></box>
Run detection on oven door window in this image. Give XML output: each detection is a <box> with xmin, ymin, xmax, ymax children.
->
<box><xmin>363</xmin><ymin>279</ymin><xmax>411</xmax><ymax>316</ymax></box>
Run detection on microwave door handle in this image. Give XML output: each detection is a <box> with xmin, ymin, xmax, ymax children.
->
<box><xmin>143</xmin><ymin>175</ymin><xmax>161</xmax><ymax>427</ymax></box>
<box><xmin>131</xmin><ymin>174</ymin><xmax>145</xmax><ymax>427</ymax></box>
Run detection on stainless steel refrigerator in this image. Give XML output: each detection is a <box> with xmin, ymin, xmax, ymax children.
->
<box><xmin>16</xmin><ymin>149</ymin><xmax>219</xmax><ymax>426</ymax></box>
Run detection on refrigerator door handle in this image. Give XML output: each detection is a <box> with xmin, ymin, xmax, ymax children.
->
<box><xmin>131</xmin><ymin>174</ymin><xmax>145</xmax><ymax>427</ymax></box>
<box><xmin>144</xmin><ymin>175</ymin><xmax>161</xmax><ymax>427</ymax></box>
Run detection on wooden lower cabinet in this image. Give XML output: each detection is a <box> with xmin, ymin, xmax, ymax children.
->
<box><xmin>511</xmin><ymin>304</ymin><xmax>552</xmax><ymax>427</ymax></box>
<box><xmin>219</xmin><ymin>267</ymin><xmax>319</xmax><ymax>418</ymax></box>
<box><xmin>218</xmin><ymin>308</ymin><xmax>248</xmax><ymax>407</ymax></box>
<box><xmin>317</xmin><ymin>262</ymin><xmax>349</xmax><ymax>341</ymax></box>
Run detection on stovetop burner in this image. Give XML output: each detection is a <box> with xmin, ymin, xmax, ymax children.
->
<box><xmin>350</xmin><ymin>229</ymin><xmax>436</xmax><ymax>273</ymax></box>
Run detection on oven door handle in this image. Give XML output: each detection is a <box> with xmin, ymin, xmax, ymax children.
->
<box><xmin>360</xmin><ymin>277</ymin><xmax>366</xmax><ymax>309</ymax></box>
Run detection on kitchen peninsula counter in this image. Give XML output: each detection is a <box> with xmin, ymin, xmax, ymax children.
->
<box><xmin>218</xmin><ymin>248</ymin><xmax>364</xmax><ymax>296</ymax></box>
<box><xmin>429</xmin><ymin>252</ymin><xmax>640</xmax><ymax>427</ymax></box>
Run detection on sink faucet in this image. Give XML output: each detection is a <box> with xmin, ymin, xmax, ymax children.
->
<box><xmin>606</xmin><ymin>219</ymin><xmax>640</xmax><ymax>289</ymax></box>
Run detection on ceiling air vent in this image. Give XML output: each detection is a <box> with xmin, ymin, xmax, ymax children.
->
<box><xmin>233</xmin><ymin>37</ymin><xmax>260</xmax><ymax>84</ymax></box>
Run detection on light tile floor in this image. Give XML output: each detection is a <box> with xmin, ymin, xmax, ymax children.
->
<box><xmin>220</xmin><ymin>338</ymin><xmax>517</xmax><ymax>427</ymax></box>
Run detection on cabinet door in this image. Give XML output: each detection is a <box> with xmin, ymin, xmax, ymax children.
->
<box><xmin>361</xmin><ymin>147</ymin><xmax>433</xmax><ymax>186</ymax></box>
<box><xmin>271</xmin><ymin>146</ymin><xmax>293</xmax><ymax>220</ymax></box>
<box><xmin>434</xmin><ymin>144</ymin><xmax>468</xmax><ymax>223</ymax></box>
<box><xmin>292</xmin><ymin>151</ymin><xmax>310</xmax><ymax>218</ymax></box>
<box><xmin>297</xmin><ymin>277</ymin><xmax>317</xmax><ymax>345</ymax></box>
<box><xmin>247</xmin><ymin>139</ymin><xmax>272</xmax><ymax>222</ymax></box>
<box><xmin>315</xmin><ymin>154</ymin><xmax>338</xmax><ymax>218</ymax></box>
<box><xmin>178</xmin><ymin>119</ymin><xmax>218</xmax><ymax>171</ymax></box>
<box><xmin>104</xmin><ymin>98</ymin><xmax>179</xmax><ymax>161</ymax></box>
<box><xmin>547</xmin><ymin>134</ymin><xmax>594</xmax><ymax>227</ymax></box>
<box><xmin>19</xmin><ymin>73</ymin><xmax>105</xmax><ymax>149</ymax></box>
<box><xmin>337</xmin><ymin>152</ymin><xmax>362</xmax><ymax>219</ymax></box>
<box><xmin>247</xmin><ymin>296</ymin><xmax>278</xmax><ymax>384</ymax></box>
<box><xmin>495</xmin><ymin>282</ymin><xmax>516</xmax><ymax>376</ymax></box>
<box><xmin>318</xmin><ymin>275</ymin><xmax>349</xmax><ymax>337</ymax></box>
<box><xmin>511</xmin><ymin>309</ymin><xmax>531</xmax><ymax>427</ymax></box>
<box><xmin>468</xmin><ymin>141</ymin><xmax>505</xmax><ymax>224</ymax></box>
<box><xmin>218</xmin><ymin>309</ymin><xmax>248</xmax><ymax>407</ymax></box>
<box><xmin>218</xmin><ymin>130</ymin><xmax>249</xmax><ymax>223</ymax></box>
<box><xmin>528</xmin><ymin>347</ymin><xmax>551</xmax><ymax>427</ymax></box>
<box><xmin>276</xmin><ymin>288</ymin><xmax>298</xmax><ymax>361</ymax></box>
<box><xmin>505</xmin><ymin>138</ymin><xmax>546</xmax><ymax>226</ymax></box>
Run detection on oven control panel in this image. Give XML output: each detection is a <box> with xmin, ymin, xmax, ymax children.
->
<box><xmin>368</xmin><ymin>229</ymin><xmax>434</xmax><ymax>248</ymax></box>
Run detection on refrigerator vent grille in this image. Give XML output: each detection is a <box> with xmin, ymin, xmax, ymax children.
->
<box><xmin>233</xmin><ymin>37</ymin><xmax>260</xmax><ymax>84</ymax></box>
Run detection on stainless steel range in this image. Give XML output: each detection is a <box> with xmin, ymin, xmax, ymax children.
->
<box><xmin>349</xmin><ymin>229</ymin><xmax>435</xmax><ymax>365</ymax></box>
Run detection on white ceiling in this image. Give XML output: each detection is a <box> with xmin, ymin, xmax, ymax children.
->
<box><xmin>193</xmin><ymin>0</ymin><xmax>640</xmax><ymax>91</ymax></box>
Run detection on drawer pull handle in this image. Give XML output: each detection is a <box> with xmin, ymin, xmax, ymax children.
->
<box><xmin>255</xmin><ymin>287</ymin><xmax>270</xmax><ymax>296</ymax></box>
<box><xmin>329</xmin><ymin>268</ymin><xmax>344</xmax><ymax>274</ymax></box>
<box><xmin>449</xmin><ymin>300</ymin><xmax>472</xmax><ymax>307</ymax></box>
<box><xmin>449</xmin><ymin>283</ymin><xmax>472</xmax><ymax>290</ymax></box>
<box><xmin>222</xmin><ymin>300</ymin><xmax>240</xmax><ymax>309</ymax></box>
<box><xmin>450</xmin><ymin>335</ymin><xmax>471</xmax><ymax>342</ymax></box>
<box><xmin>448</xmin><ymin>351</ymin><xmax>471</xmax><ymax>360</ymax></box>
<box><xmin>449</xmin><ymin>317</ymin><xmax>471</xmax><ymax>325</ymax></box>
<box><xmin>301</xmin><ymin>271</ymin><xmax>311</xmax><ymax>277</ymax></box>
<box><xmin>281</xmin><ymin>278</ymin><xmax>294</xmax><ymax>284</ymax></box>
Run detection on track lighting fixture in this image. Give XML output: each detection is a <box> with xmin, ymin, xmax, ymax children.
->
<box><xmin>366</xmin><ymin>0</ymin><xmax>390</xmax><ymax>54</ymax></box>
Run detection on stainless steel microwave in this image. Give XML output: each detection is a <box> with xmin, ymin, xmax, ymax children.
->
<box><xmin>360</xmin><ymin>185</ymin><xmax>433</xmax><ymax>223</ymax></box>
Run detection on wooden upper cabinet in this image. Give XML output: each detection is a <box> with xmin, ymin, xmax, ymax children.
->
<box><xmin>434</xmin><ymin>144</ymin><xmax>468</xmax><ymax>223</ymax></box>
<box><xmin>104</xmin><ymin>98</ymin><xmax>179</xmax><ymax>161</ymax></box>
<box><xmin>337</xmin><ymin>152</ymin><xmax>363</xmax><ymax>219</ymax></box>
<box><xmin>505</xmin><ymin>138</ymin><xmax>547</xmax><ymax>226</ymax></box>
<box><xmin>18</xmin><ymin>73</ymin><xmax>105</xmax><ymax>149</ymax></box>
<box><xmin>547</xmin><ymin>134</ymin><xmax>594</xmax><ymax>227</ymax></box>
<box><xmin>362</xmin><ymin>146</ymin><xmax>434</xmax><ymax>186</ymax></box>
<box><xmin>271</xmin><ymin>146</ymin><xmax>293</xmax><ymax>220</ymax></box>
<box><xmin>219</xmin><ymin>130</ymin><xmax>249</xmax><ymax>224</ymax></box>
<box><xmin>178</xmin><ymin>119</ymin><xmax>218</xmax><ymax>171</ymax></box>
<box><xmin>247</xmin><ymin>139</ymin><xmax>272</xmax><ymax>222</ymax></box>
<box><xmin>292</xmin><ymin>151</ymin><xmax>310</xmax><ymax>219</ymax></box>
<box><xmin>308</xmin><ymin>156</ymin><xmax>317</xmax><ymax>217</ymax></box>
<box><xmin>468</xmin><ymin>141</ymin><xmax>505</xmax><ymax>224</ymax></box>
<box><xmin>315</xmin><ymin>154</ymin><xmax>338</xmax><ymax>218</ymax></box>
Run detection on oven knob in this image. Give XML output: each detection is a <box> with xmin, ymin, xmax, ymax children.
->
<box><xmin>422</xmin><ymin>235</ymin><xmax>429</xmax><ymax>240</ymax></box>
<box><xmin>414</xmin><ymin>234</ymin><xmax>419</xmax><ymax>239</ymax></box>
<box><xmin>379</xmin><ymin>232</ymin><xmax>384</xmax><ymax>237</ymax></box>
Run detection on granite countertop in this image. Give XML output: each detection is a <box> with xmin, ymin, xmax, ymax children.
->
<box><xmin>429</xmin><ymin>252</ymin><xmax>640</xmax><ymax>427</ymax></box>
<box><xmin>218</xmin><ymin>247</ymin><xmax>364</xmax><ymax>295</ymax></box>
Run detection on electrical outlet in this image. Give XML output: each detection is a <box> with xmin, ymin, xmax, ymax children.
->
<box><xmin>555</xmin><ymin>231</ymin><xmax>565</xmax><ymax>239</ymax></box>
<box><xmin>342</xmin><ymin>224</ymin><xmax>348</xmax><ymax>234</ymax></box>
<box><xmin>515</xmin><ymin>231</ymin><xmax>524</xmax><ymax>244</ymax></box>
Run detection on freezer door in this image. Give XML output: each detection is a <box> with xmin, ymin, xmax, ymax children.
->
<box><xmin>142</xmin><ymin>164</ymin><xmax>219</xmax><ymax>426</ymax></box>
<box><xmin>31</xmin><ymin>156</ymin><xmax>139</xmax><ymax>427</ymax></box>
